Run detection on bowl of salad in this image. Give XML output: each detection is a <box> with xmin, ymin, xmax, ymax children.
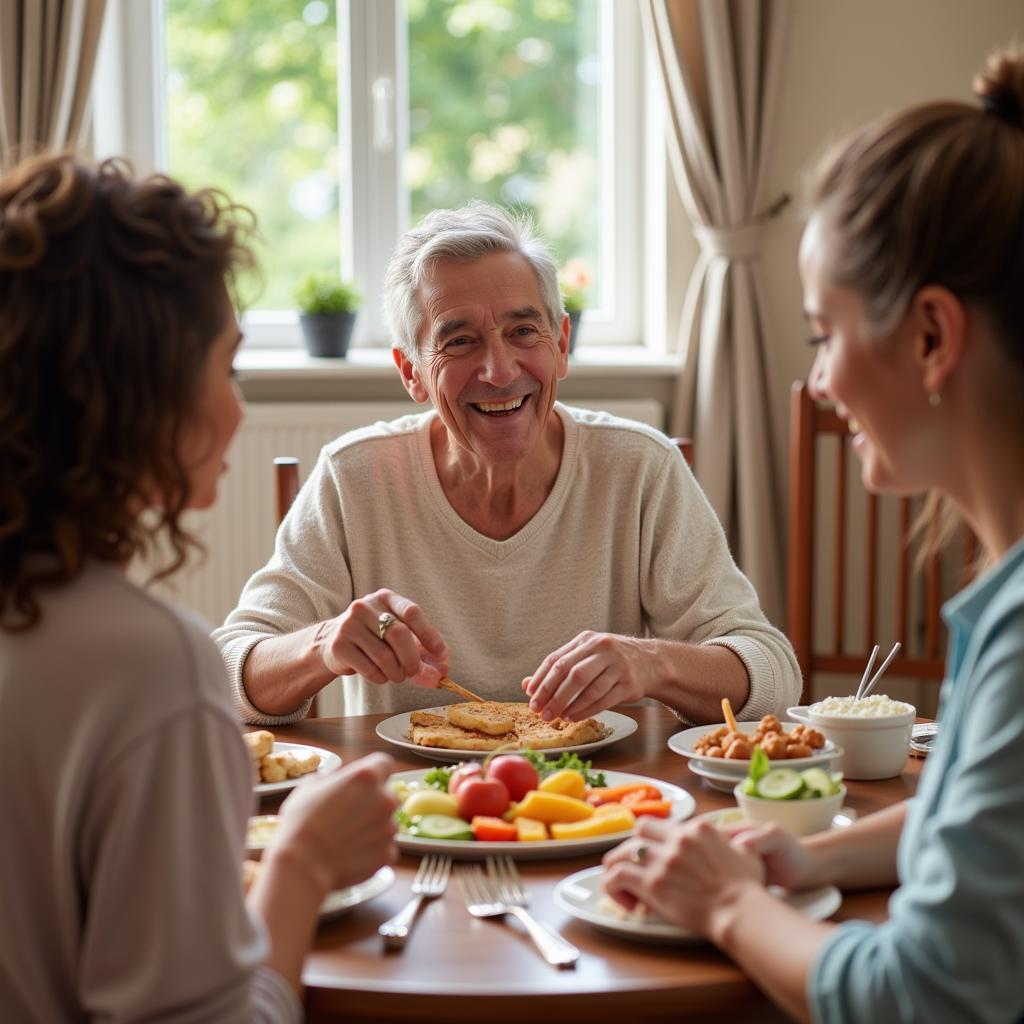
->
<box><xmin>733</xmin><ymin>748</ymin><xmax>845</xmax><ymax>837</ymax></box>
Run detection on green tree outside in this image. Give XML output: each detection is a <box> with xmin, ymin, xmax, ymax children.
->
<box><xmin>165</xmin><ymin>0</ymin><xmax>600</xmax><ymax>313</ymax></box>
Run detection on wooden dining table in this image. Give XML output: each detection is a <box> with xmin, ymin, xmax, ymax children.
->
<box><xmin>263</xmin><ymin>704</ymin><xmax>922</xmax><ymax>1024</ymax></box>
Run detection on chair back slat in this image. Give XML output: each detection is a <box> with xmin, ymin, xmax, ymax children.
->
<box><xmin>898</xmin><ymin>499</ymin><xmax>912</xmax><ymax>647</ymax></box>
<box><xmin>866</xmin><ymin>491</ymin><xmax>878</xmax><ymax>641</ymax></box>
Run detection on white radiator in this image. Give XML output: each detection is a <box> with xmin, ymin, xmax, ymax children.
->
<box><xmin>144</xmin><ymin>398</ymin><xmax>664</xmax><ymax>626</ymax></box>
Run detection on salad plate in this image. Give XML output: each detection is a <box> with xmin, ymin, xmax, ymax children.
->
<box><xmin>255</xmin><ymin>742</ymin><xmax>342</xmax><ymax>797</ymax></box>
<box><xmin>376</xmin><ymin>707</ymin><xmax>638</xmax><ymax>763</ymax></box>
<box><xmin>391</xmin><ymin>768</ymin><xmax>695</xmax><ymax>860</ymax></box>
<box><xmin>668</xmin><ymin>722</ymin><xmax>840</xmax><ymax>776</ymax></box>
<box><xmin>553</xmin><ymin>866</ymin><xmax>841</xmax><ymax>944</ymax></box>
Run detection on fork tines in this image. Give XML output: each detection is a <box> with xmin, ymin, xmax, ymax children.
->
<box><xmin>486</xmin><ymin>855</ymin><xmax>527</xmax><ymax>905</ymax></box>
<box><xmin>416</xmin><ymin>854</ymin><xmax>452</xmax><ymax>893</ymax></box>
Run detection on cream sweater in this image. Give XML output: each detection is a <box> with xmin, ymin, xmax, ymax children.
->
<box><xmin>215</xmin><ymin>405</ymin><xmax>800</xmax><ymax>723</ymax></box>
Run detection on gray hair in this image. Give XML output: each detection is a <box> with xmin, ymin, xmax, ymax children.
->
<box><xmin>382</xmin><ymin>200</ymin><xmax>563</xmax><ymax>358</ymax></box>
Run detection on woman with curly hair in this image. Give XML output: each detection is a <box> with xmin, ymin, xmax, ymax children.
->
<box><xmin>0</xmin><ymin>154</ymin><xmax>397</xmax><ymax>1021</ymax></box>
<box><xmin>603</xmin><ymin>46</ymin><xmax>1024</xmax><ymax>1024</ymax></box>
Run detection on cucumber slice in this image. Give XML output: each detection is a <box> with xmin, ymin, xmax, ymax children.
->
<box><xmin>755</xmin><ymin>768</ymin><xmax>804</xmax><ymax>801</ymax></box>
<box><xmin>801</xmin><ymin>767</ymin><xmax>838</xmax><ymax>797</ymax></box>
<box><xmin>407</xmin><ymin>813</ymin><xmax>474</xmax><ymax>841</ymax></box>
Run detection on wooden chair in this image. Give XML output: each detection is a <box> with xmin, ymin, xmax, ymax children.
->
<box><xmin>786</xmin><ymin>381</ymin><xmax>976</xmax><ymax>706</ymax></box>
<box><xmin>672</xmin><ymin>437</ymin><xmax>695</xmax><ymax>469</ymax></box>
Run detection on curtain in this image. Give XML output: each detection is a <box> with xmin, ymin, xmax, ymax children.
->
<box><xmin>0</xmin><ymin>0</ymin><xmax>108</xmax><ymax>160</ymax></box>
<box><xmin>640</xmin><ymin>0</ymin><xmax>789</xmax><ymax>624</ymax></box>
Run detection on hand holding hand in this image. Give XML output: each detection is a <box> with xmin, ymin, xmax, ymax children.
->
<box><xmin>601</xmin><ymin>816</ymin><xmax>765</xmax><ymax>937</ymax></box>
<box><xmin>315</xmin><ymin>588</ymin><xmax>449</xmax><ymax>687</ymax></box>
<box><xmin>273</xmin><ymin>751</ymin><xmax>398</xmax><ymax>894</ymax></box>
<box><xmin>729</xmin><ymin>822</ymin><xmax>818</xmax><ymax>891</ymax></box>
<box><xmin>522</xmin><ymin>631</ymin><xmax>657</xmax><ymax>721</ymax></box>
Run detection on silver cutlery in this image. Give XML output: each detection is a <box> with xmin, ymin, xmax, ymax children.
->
<box><xmin>459</xmin><ymin>856</ymin><xmax>580</xmax><ymax>968</ymax></box>
<box><xmin>378</xmin><ymin>854</ymin><xmax>451</xmax><ymax>950</ymax></box>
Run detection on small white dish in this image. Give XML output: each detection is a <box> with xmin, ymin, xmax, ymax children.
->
<box><xmin>553</xmin><ymin>866</ymin><xmax>841</xmax><ymax>944</ymax></box>
<box><xmin>376</xmin><ymin>707</ymin><xmax>638</xmax><ymax>763</ymax></box>
<box><xmin>254</xmin><ymin>742</ymin><xmax>342</xmax><ymax>797</ymax></box>
<box><xmin>321</xmin><ymin>866</ymin><xmax>396</xmax><ymax>921</ymax></box>
<box><xmin>691</xmin><ymin>805</ymin><xmax>857</xmax><ymax>830</ymax></box>
<box><xmin>246</xmin><ymin>814</ymin><xmax>280</xmax><ymax>855</ymax></box>
<box><xmin>392</xmin><ymin>768</ymin><xmax>695</xmax><ymax>860</ymax></box>
<box><xmin>788</xmin><ymin>703</ymin><xmax>914</xmax><ymax>780</ymax></box>
<box><xmin>668</xmin><ymin>722</ymin><xmax>840</xmax><ymax>776</ymax></box>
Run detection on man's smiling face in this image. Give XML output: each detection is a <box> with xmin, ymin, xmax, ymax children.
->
<box><xmin>394</xmin><ymin>250</ymin><xmax>569</xmax><ymax>464</ymax></box>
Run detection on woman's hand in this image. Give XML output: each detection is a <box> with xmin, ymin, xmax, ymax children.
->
<box><xmin>271</xmin><ymin>751</ymin><xmax>399</xmax><ymax>894</ymax></box>
<box><xmin>315</xmin><ymin>588</ymin><xmax>449</xmax><ymax>687</ymax></box>
<box><xmin>522</xmin><ymin>631</ymin><xmax>657</xmax><ymax>721</ymax></box>
<box><xmin>728</xmin><ymin>823</ymin><xmax>819</xmax><ymax>891</ymax></box>
<box><xmin>601</xmin><ymin>817</ymin><xmax>766</xmax><ymax>937</ymax></box>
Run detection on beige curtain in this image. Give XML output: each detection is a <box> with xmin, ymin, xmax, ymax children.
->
<box><xmin>0</xmin><ymin>0</ymin><xmax>108</xmax><ymax>159</ymax></box>
<box><xmin>640</xmin><ymin>0</ymin><xmax>789</xmax><ymax>624</ymax></box>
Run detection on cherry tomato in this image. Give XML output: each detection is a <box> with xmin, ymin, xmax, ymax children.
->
<box><xmin>448</xmin><ymin>762</ymin><xmax>483</xmax><ymax>797</ymax></box>
<box><xmin>485</xmin><ymin>755</ymin><xmax>539</xmax><ymax>802</ymax></box>
<box><xmin>456</xmin><ymin>777</ymin><xmax>510</xmax><ymax>820</ymax></box>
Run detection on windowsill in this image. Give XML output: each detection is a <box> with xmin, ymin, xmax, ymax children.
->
<box><xmin>236</xmin><ymin>345</ymin><xmax>680</xmax><ymax>382</ymax></box>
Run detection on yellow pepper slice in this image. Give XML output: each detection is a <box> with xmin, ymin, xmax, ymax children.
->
<box><xmin>538</xmin><ymin>768</ymin><xmax>587</xmax><ymax>799</ymax></box>
<box><xmin>550</xmin><ymin>807</ymin><xmax>636</xmax><ymax>840</ymax></box>
<box><xmin>512</xmin><ymin>789</ymin><xmax>594</xmax><ymax>824</ymax></box>
<box><xmin>513</xmin><ymin>816</ymin><xmax>548</xmax><ymax>842</ymax></box>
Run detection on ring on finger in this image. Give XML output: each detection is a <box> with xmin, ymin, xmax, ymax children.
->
<box><xmin>377</xmin><ymin>612</ymin><xmax>397</xmax><ymax>641</ymax></box>
<box><xmin>630</xmin><ymin>843</ymin><xmax>649</xmax><ymax>865</ymax></box>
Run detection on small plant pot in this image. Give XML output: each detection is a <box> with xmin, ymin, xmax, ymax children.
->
<box><xmin>568</xmin><ymin>311</ymin><xmax>582</xmax><ymax>355</ymax></box>
<box><xmin>299</xmin><ymin>311</ymin><xmax>356</xmax><ymax>358</ymax></box>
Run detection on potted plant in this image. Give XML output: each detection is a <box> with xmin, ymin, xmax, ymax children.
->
<box><xmin>294</xmin><ymin>272</ymin><xmax>361</xmax><ymax>358</ymax></box>
<box><xmin>558</xmin><ymin>258</ymin><xmax>590</xmax><ymax>355</ymax></box>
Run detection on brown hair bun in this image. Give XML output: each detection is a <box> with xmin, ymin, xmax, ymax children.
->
<box><xmin>973</xmin><ymin>47</ymin><xmax>1024</xmax><ymax>128</ymax></box>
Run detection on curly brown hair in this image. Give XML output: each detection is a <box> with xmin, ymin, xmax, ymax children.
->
<box><xmin>0</xmin><ymin>154</ymin><xmax>256</xmax><ymax>632</ymax></box>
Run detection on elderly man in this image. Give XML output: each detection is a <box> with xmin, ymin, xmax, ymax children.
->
<box><xmin>214</xmin><ymin>201</ymin><xmax>800</xmax><ymax>725</ymax></box>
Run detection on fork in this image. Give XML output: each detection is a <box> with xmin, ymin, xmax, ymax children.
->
<box><xmin>459</xmin><ymin>857</ymin><xmax>580</xmax><ymax>968</ymax></box>
<box><xmin>378</xmin><ymin>854</ymin><xmax>451</xmax><ymax>950</ymax></box>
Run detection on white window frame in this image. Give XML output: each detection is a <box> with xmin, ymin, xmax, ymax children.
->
<box><xmin>93</xmin><ymin>0</ymin><xmax>646</xmax><ymax>350</ymax></box>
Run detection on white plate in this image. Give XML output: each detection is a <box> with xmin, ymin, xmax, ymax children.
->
<box><xmin>254</xmin><ymin>742</ymin><xmax>342</xmax><ymax>797</ymax></box>
<box><xmin>668</xmin><ymin>722</ymin><xmax>841</xmax><ymax>775</ymax></box>
<box><xmin>554</xmin><ymin>866</ymin><xmax>841</xmax><ymax>944</ymax></box>
<box><xmin>393</xmin><ymin>768</ymin><xmax>695</xmax><ymax>860</ymax></box>
<box><xmin>321</xmin><ymin>866</ymin><xmax>395</xmax><ymax>921</ymax></box>
<box><xmin>691</xmin><ymin>805</ymin><xmax>858</xmax><ymax>830</ymax></box>
<box><xmin>376</xmin><ymin>707</ymin><xmax>638</xmax><ymax>762</ymax></box>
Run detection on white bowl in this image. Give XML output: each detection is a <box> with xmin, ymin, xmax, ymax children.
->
<box><xmin>787</xmin><ymin>701</ymin><xmax>915</xmax><ymax>780</ymax></box>
<box><xmin>733</xmin><ymin>783</ymin><xmax>847</xmax><ymax>837</ymax></box>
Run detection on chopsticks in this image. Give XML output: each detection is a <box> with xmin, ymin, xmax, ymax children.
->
<box><xmin>438</xmin><ymin>676</ymin><xmax>487</xmax><ymax>703</ymax></box>
<box><xmin>855</xmin><ymin>642</ymin><xmax>902</xmax><ymax>702</ymax></box>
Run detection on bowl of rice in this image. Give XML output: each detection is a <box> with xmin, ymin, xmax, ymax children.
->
<box><xmin>787</xmin><ymin>695</ymin><xmax>915</xmax><ymax>780</ymax></box>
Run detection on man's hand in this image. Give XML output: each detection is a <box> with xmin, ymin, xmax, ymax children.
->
<box><xmin>521</xmin><ymin>631</ymin><xmax>659</xmax><ymax>721</ymax></box>
<box><xmin>314</xmin><ymin>588</ymin><xmax>449</xmax><ymax>686</ymax></box>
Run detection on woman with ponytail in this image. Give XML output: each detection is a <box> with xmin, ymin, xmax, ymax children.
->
<box><xmin>603</xmin><ymin>47</ymin><xmax>1024</xmax><ymax>1024</ymax></box>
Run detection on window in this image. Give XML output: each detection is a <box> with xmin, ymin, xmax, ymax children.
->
<box><xmin>94</xmin><ymin>0</ymin><xmax>644</xmax><ymax>348</ymax></box>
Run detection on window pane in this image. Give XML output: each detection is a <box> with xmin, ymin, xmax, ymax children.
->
<box><xmin>164</xmin><ymin>0</ymin><xmax>340</xmax><ymax>311</ymax></box>
<box><xmin>405</xmin><ymin>0</ymin><xmax>602</xmax><ymax>307</ymax></box>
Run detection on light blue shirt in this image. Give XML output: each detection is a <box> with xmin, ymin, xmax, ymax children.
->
<box><xmin>809</xmin><ymin>536</ymin><xmax>1024</xmax><ymax>1024</ymax></box>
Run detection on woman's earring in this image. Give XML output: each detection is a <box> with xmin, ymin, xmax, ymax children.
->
<box><xmin>928</xmin><ymin>391</ymin><xmax>941</xmax><ymax>407</ymax></box>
